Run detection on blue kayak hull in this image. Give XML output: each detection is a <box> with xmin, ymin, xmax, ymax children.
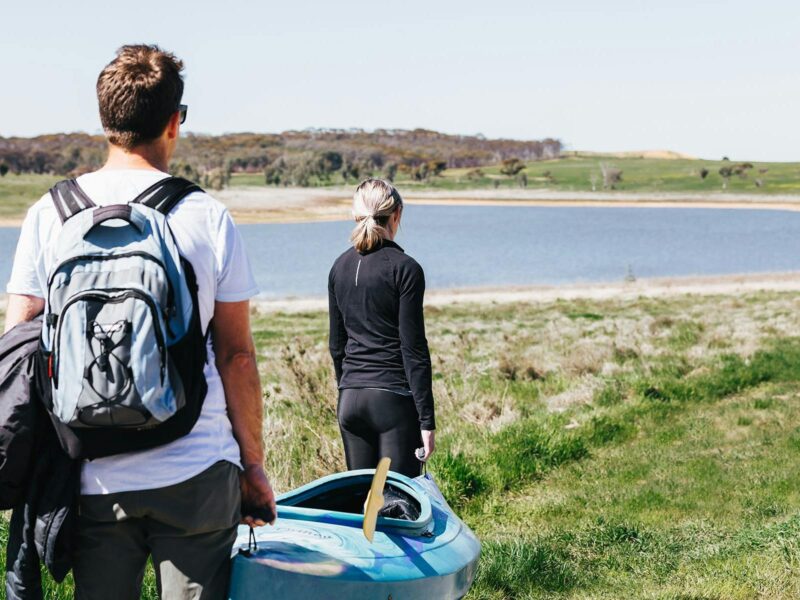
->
<box><xmin>229</xmin><ymin>546</ymin><xmax>478</xmax><ymax>598</ymax></box>
<box><xmin>228</xmin><ymin>471</ymin><xmax>480</xmax><ymax>600</ymax></box>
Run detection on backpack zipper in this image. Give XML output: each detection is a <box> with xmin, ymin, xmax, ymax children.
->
<box><xmin>52</xmin><ymin>289</ymin><xmax>167</xmax><ymax>388</ymax></box>
<box><xmin>47</xmin><ymin>252</ymin><xmax>175</xmax><ymax>317</ymax></box>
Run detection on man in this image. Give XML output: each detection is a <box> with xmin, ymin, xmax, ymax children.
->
<box><xmin>5</xmin><ymin>44</ymin><xmax>276</xmax><ymax>599</ymax></box>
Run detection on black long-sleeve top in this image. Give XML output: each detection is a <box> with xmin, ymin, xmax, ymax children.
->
<box><xmin>328</xmin><ymin>240</ymin><xmax>435</xmax><ymax>430</ymax></box>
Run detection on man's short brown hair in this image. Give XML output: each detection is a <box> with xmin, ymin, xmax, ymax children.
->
<box><xmin>97</xmin><ymin>44</ymin><xmax>184</xmax><ymax>150</ymax></box>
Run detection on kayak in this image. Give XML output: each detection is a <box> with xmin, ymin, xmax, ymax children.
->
<box><xmin>228</xmin><ymin>467</ymin><xmax>481</xmax><ymax>599</ymax></box>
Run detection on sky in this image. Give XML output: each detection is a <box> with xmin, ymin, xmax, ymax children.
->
<box><xmin>1</xmin><ymin>0</ymin><xmax>798</xmax><ymax>161</ymax></box>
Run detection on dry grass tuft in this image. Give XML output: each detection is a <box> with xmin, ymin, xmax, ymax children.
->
<box><xmin>546</xmin><ymin>378</ymin><xmax>602</xmax><ymax>412</ymax></box>
<box><xmin>261</xmin><ymin>337</ymin><xmax>343</xmax><ymax>491</ymax></box>
<box><xmin>561</xmin><ymin>340</ymin><xmax>612</xmax><ymax>376</ymax></box>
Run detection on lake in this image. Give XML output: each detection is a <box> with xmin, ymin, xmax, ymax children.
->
<box><xmin>2</xmin><ymin>205</ymin><xmax>800</xmax><ymax>299</ymax></box>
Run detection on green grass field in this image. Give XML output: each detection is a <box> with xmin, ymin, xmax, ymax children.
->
<box><xmin>228</xmin><ymin>155</ymin><xmax>800</xmax><ymax>195</ymax></box>
<box><xmin>2</xmin><ymin>156</ymin><xmax>799</xmax><ymax>224</ymax></box>
<box><xmin>0</xmin><ymin>174</ymin><xmax>60</xmax><ymax>220</ymax></box>
<box><xmin>5</xmin><ymin>290</ymin><xmax>800</xmax><ymax>598</ymax></box>
<box><xmin>437</xmin><ymin>155</ymin><xmax>800</xmax><ymax>195</ymax></box>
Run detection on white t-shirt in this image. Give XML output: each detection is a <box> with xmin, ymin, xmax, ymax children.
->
<box><xmin>7</xmin><ymin>169</ymin><xmax>258</xmax><ymax>495</ymax></box>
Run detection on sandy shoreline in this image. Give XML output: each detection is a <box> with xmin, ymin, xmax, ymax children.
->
<box><xmin>250</xmin><ymin>272</ymin><xmax>800</xmax><ymax>313</ymax></box>
<box><xmin>2</xmin><ymin>187</ymin><xmax>800</xmax><ymax>227</ymax></box>
<box><xmin>217</xmin><ymin>187</ymin><xmax>800</xmax><ymax>225</ymax></box>
<box><xmin>0</xmin><ymin>272</ymin><xmax>795</xmax><ymax>314</ymax></box>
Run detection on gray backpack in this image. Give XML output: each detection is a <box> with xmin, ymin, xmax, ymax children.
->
<box><xmin>41</xmin><ymin>177</ymin><xmax>209</xmax><ymax>459</ymax></box>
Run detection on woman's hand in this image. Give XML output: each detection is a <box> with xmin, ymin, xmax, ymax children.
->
<box><xmin>419</xmin><ymin>429</ymin><xmax>436</xmax><ymax>462</ymax></box>
<box><xmin>240</xmin><ymin>464</ymin><xmax>277</xmax><ymax>526</ymax></box>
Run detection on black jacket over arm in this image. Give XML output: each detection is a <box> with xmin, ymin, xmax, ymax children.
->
<box><xmin>328</xmin><ymin>240</ymin><xmax>435</xmax><ymax>430</ymax></box>
<box><xmin>0</xmin><ymin>317</ymin><xmax>79</xmax><ymax>600</ymax></box>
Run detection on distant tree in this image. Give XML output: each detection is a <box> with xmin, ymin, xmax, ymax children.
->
<box><xmin>264</xmin><ymin>157</ymin><xmax>287</xmax><ymax>185</ymax></box>
<box><xmin>732</xmin><ymin>162</ymin><xmax>753</xmax><ymax>179</ymax></box>
<box><xmin>0</xmin><ymin>128</ymin><xmax>563</xmax><ymax>183</ymax></box>
<box><xmin>382</xmin><ymin>162</ymin><xmax>398</xmax><ymax>182</ymax></box>
<box><xmin>600</xmin><ymin>163</ymin><xmax>623</xmax><ymax>189</ymax></box>
<box><xmin>203</xmin><ymin>167</ymin><xmax>228</xmax><ymax>190</ymax></box>
<box><xmin>722</xmin><ymin>156</ymin><xmax>730</xmax><ymax>161</ymax></box>
<box><xmin>516</xmin><ymin>173</ymin><xmax>528</xmax><ymax>188</ymax></box>
<box><xmin>169</xmin><ymin>161</ymin><xmax>201</xmax><ymax>184</ymax></box>
<box><xmin>718</xmin><ymin>166</ymin><xmax>733</xmax><ymax>190</ymax></box>
<box><xmin>411</xmin><ymin>162</ymin><xmax>429</xmax><ymax>181</ymax></box>
<box><xmin>426</xmin><ymin>160</ymin><xmax>447</xmax><ymax>177</ymax></box>
<box><xmin>500</xmin><ymin>158</ymin><xmax>526</xmax><ymax>177</ymax></box>
<box><xmin>368</xmin><ymin>151</ymin><xmax>385</xmax><ymax>169</ymax></box>
<box><xmin>316</xmin><ymin>151</ymin><xmax>343</xmax><ymax>180</ymax></box>
<box><xmin>341</xmin><ymin>158</ymin><xmax>374</xmax><ymax>182</ymax></box>
<box><xmin>341</xmin><ymin>156</ymin><xmax>361</xmax><ymax>183</ymax></box>
<box><xmin>286</xmin><ymin>153</ymin><xmax>320</xmax><ymax>186</ymax></box>
<box><xmin>288</xmin><ymin>165</ymin><xmax>311</xmax><ymax>186</ymax></box>
<box><xmin>0</xmin><ymin>164</ymin><xmax>8</xmax><ymax>177</ymax></box>
<box><xmin>0</xmin><ymin>129</ymin><xmax>566</xmax><ymax>179</ymax></box>
<box><xmin>492</xmin><ymin>179</ymin><xmax>501</xmax><ymax>189</ymax></box>
<box><xmin>357</xmin><ymin>158</ymin><xmax>376</xmax><ymax>179</ymax></box>
<box><xmin>466</xmin><ymin>168</ymin><xmax>484</xmax><ymax>181</ymax></box>
<box><xmin>699</xmin><ymin>168</ymin><xmax>709</xmax><ymax>179</ymax></box>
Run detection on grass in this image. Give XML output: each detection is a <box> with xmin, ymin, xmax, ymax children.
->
<box><xmin>228</xmin><ymin>155</ymin><xmax>800</xmax><ymax>195</ymax></box>
<box><xmin>6</xmin><ymin>289</ymin><xmax>800</xmax><ymax>597</ymax></box>
<box><xmin>4</xmin><ymin>155</ymin><xmax>800</xmax><ymax>224</ymax></box>
<box><xmin>0</xmin><ymin>173</ymin><xmax>60</xmax><ymax>220</ymax></box>
<box><xmin>229</xmin><ymin>172</ymin><xmax>266</xmax><ymax>187</ymax></box>
<box><xmin>249</xmin><ymin>290</ymin><xmax>800</xmax><ymax>598</ymax></box>
<box><xmin>429</xmin><ymin>155</ymin><xmax>800</xmax><ymax>195</ymax></box>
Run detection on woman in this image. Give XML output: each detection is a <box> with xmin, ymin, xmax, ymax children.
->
<box><xmin>328</xmin><ymin>178</ymin><xmax>435</xmax><ymax>478</ymax></box>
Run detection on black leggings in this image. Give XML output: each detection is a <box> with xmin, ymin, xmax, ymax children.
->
<box><xmin>337</xmin><ymin>388</ymin><xmax>423</xmax><ymax>478</ymax></box>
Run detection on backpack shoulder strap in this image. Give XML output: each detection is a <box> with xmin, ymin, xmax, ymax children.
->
<box><xmin>131</xmin><ymin>177</ymin><xmax>203</xmax><ymax>215</ymax></box>
<box><xmin>49</xmin><ymin>179</ymin><xmax>97</xmax><ymax>224</ymax></box>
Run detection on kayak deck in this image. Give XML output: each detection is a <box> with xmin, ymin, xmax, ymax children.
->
<box><xmin>228</xmin><ymin>470</ymin><xmax>480</xmax><ymax>599</ymax></box>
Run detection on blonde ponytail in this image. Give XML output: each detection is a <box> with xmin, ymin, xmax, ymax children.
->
<box><xmin>350</xmin><ymin>179</ymin><xmax>403</xmax><ymax>253</ymax></box>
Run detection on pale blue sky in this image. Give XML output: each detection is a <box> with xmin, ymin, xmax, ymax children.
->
<box><xmin>2</xmin><ymin>0</ymin><xmax>797</xmax><ymax>160</ymax></box>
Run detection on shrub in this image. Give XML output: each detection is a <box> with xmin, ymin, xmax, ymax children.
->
<box><xmin>500</xmin><ymin>158</ymin><xmax>526</xmax><ymax>177</ymax></box>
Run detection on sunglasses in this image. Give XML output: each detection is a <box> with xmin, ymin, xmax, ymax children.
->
<box><xmin>178</xmin><ymin>104</ymin><xmax>188</xmax><ymax>125</ymax></box>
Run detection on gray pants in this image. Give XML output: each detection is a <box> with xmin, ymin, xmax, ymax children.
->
<box><xmin>73</xmin><ymin>461</ymin><xmax>241</xmax><ymax>600</ymax></box>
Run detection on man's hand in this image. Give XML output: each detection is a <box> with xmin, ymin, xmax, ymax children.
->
<box><xmin>240</xmin><ymin>464</ymin><xmax>277</xmax><ymax>527</ymax></box>
<box><xmin>420</xmin><ymin>429</ymin><xmax>436</xmax><ymax>462</ymax></box>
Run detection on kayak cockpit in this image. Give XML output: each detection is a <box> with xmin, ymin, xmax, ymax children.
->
<box><xmin>276</xmin><ymin>469</ymin><xmax>433</xmax><ymax>536</ymax></box>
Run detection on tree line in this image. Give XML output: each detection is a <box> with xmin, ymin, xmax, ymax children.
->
<box><xmin>0</xmin><ymin>129</ymin><xmax>562</xmax><ymax>188</ymax></box>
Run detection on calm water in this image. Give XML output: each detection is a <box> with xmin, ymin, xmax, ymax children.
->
<box><xmin>2</xmin><ymin>205</ymin><xmax>800</xmax><ymax>299</ymax></box>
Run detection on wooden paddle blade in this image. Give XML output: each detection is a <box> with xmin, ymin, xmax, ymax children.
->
<box><xmin>363</xmin><ymin>457</ymin><xmax>391</xmax><ymax>543</ymax></box>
